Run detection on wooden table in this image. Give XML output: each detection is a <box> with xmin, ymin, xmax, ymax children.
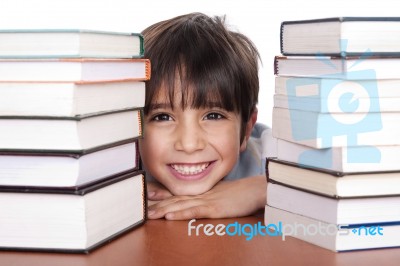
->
<box><xmin>1</xmin><ymin>215</ymin><xmax>399</xmax><ymax>266</ymax></box>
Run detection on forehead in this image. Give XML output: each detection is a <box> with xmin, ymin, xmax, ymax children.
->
<box><xmin>149</xmin><ymin>83</ymin><xmax>226</xmax><ymax>109</ymax></box>
<box><xmin>150</xmin><ymin>84</ymin><xmax>183</xmax><ymax>104</ymax></box>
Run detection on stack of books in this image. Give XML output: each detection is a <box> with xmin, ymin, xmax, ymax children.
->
<box><xmin>0</xmin><ymin>29</ymin><xmax>149</xmax><ymax>253</ymax></box>
<box><xmin>265</xmin><ymin>17</ymin><xmax>400</xmax><ymax>252</ymax></box>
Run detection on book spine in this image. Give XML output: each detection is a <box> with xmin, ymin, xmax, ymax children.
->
<box><xmin>142</xmin><ymin>172</ymin><xmax>148</xmax><ymax>221</ymax></box>
<box><xmin>138</xmin><ymin>34</ymin><xmax>145</xmax><ymax>57</ymax></box>
<box><xmin>138</xmin><ymin>109</ymin><xmax>143</xmax><ymax>136</ymax></box>
<box><xmin>273</xmin><ymin>56</ymin><xmax>279</xmax><ymax>75</ymax></box>
<box><xmin>265</xmin><ymin>157</ymin><xmax>272</xmax><ymax>182</ymax></box>
<box><xmin>280</xmin><ymin>22</ymin><xmax>284</xmax><ymax>55</ymax></box>
<box><xmin>281</xmin><ymin>17</ymin><xmax>342</xmax><ymax>26</ymax></box>
<box><xmin>145</xmin><ymin>59</ymin><xmax>151</xmax><ymax>80</ymax></box>
<box><xmin>134</xmin><ymin>137</ymin><xmax>140</xmax><ymax>172</ymax></box>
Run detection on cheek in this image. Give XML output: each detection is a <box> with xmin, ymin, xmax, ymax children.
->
<box><xmin>214</xmin><ymin>122</ymin><xmax>241</xmax><ymax>146</ymax></box>
<box><xmin>211</xmin><ymin>129</ymin><xmax>241</xmax><ymax>160</ymax></box>
<box><xmin>138</xmin><ymin>139</ymin><xmax>152</xmax><ymax>170</ymax></box>
<box><xmin>139</xmin><ymin>129</ymin><xmax>164</xmax><ymax>169</ymax></box>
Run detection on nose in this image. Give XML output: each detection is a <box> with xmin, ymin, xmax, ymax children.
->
<box><xmin>174</xmin><ymin>119</ymin><xmax>206</xmax><ymax>154</ymax></box>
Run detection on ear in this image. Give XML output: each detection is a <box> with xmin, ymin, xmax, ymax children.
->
<box><xmin>240</xmin><ymin>108</ymin><xmax>258</xmax><ymax>152</ymax></box>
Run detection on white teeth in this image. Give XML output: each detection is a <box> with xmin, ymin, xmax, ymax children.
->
<box><xmin>171</xmin><ymin>163</ymin><xmax>209</xmax><ymax>175</ymax></box>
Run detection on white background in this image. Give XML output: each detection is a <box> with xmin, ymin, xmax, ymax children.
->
<box><xmin>1</xmin><ymin>0</ymin><xmax>399</xmax><ymax>126</ymax></box>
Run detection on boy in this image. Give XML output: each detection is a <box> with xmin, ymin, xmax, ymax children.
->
<box><xmin>139</xmin><ymin>12</ymin><xmax>269</xmax><ymax>220</ymax></box>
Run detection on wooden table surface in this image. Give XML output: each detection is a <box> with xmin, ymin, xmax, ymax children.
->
<box><xmin>1</xmin><ymin>215</ymin><xmax>399</xmax><ymax>266</ymax></box>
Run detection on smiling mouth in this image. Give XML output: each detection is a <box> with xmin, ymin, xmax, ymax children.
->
<box><xmin>170</xmin><ymin>162</ymin><xmax>211</xmax><ymax>175</ymax></box>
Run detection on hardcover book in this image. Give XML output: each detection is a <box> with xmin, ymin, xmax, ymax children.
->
<box><xmin>267</xmin><ymin>182</ymin><xmax>400</xmax><ymax>225</ymax></box>
<box><xmin>280</xmin><ymin>17</ymin><xmax>400</xmax><ymax>56</ymax></box>
<box><xmin>275</xmin><ymin>76</ymin><xmax>400</xmax><ymax>99</ymax></box>
<box><xmin>0</xmin><ymin>108</ymin><xmax>143</xmax><ymax>151</ymax></box>
<box><xmin>265</xmin><ymin>205</ymin><xmax>400</xmax><ymax>252</ymax></box>
<box><xmin>0</xmin><ymin>139</ymin><xmax>139</xmax><ymax>187</ymax></box>
<box><xmin>0</xmin><ymin>170</ymin><xmax>146</xmax><ymax>253</ymax></box>
<box><xmin>272</xmin><ymin>107</ymin><xmax>400</xmax><ymax>148</ymax></box>
<box><xmin>266</xmin><ymin>158</ymin><xmax>400</xmax><ymax>198</ymax></box>
<box><xmin>276</xmin><ymin>139</ymin><xmax>400</xmax><ymax>172</ymax></box>
<box><xmin>274</xmin><ymin>55</ymin><xmax>400</xmax><ymax>80</ymax></box>
<box><xmin>274</xmin><ymin>93</ymin><xmax>400</xmax><ymax>113</ymax></box>
<box><xmin>0</xmin><ymin>29</ymin><xmax>144</xmax><ymax>58</ymax></box>
<box><xmin>0</xmin><ymin>58</ymin><xmax>150</xmax><ymax>82</ymax></box>
<box><xmin>0</xmin><ymin>81</ymin><xmax>145</xmax><ymax>116</ymax></box>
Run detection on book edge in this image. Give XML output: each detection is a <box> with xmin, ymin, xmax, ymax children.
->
<box><xmin>0</xmin><ymin>170</ymin><xmax>145</xmax><ymax>194</ymax></box>
<box><xmin>267</xmin><ymin>157</ymin><xmax>400</xmax><ymax>177</ymax></box>
<box><xmin>0</xmin><ymin>217</ymin><xmax>146</xmax><ymax>254</ymax></box>
<box><xmin>0</xmin><ymin>107</ymin><xmax>143</xmax><ymax>120</ymax></box>
<box><xmin>0</xmin><ymin>137</ymin><xmax>140</xmax><ymax>157</ymax></box>
<box><xmin>0</xmin><ymin>172</ymin><xmax>147</xmax><ymax>253</ymax></box>
<box><xmin>281</xmin><ymin>17</ymin><xmax>400</xmax><ymax>26</ymax></box>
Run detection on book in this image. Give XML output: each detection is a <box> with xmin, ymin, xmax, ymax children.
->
<box><xmin>0</xmin><ymin>108</ymin><xmax>142</xmax><ymax>151</ymax></box>
<box><xmin>0</xmin><ymin>58</ymin><xmax>150</xmax><ymax>82</ymax></box>
<box><xmin>274</xmin><ymin>76</ymin><xmax>400</xmax><ymax>113</ymax></box>
<box><xmin>0</xmin><ymin>170</ymin><xmax>146</xmax><ymax>253</ymax></box>
<box><xmin>276</xmin><ymin>139</ymin><xmax>400</xmax><ymax>172</ymax></box>
<box><xmin>280</xmin><ymin>17</ymin><xmax>400</xmax><ymax>56</ymax></box>
<box><xmin>274</xmin><ymin>93</ymin><xmax>400</xmax><ymax>113</ymax></box>
<box><xmin>0</xmin><ymin>80</ymin><xmax>145</xmax><ymax>116</ymax></box>
<box><xmin>0</xmin><ymin>29</ymin><xmax>144</xmax><ymax>58</ymax></box>
<box><xmin>0</xmin><ymin>139</ymin><xmax>139</xmax><ymax>187</ymax></box>
<box><xmin>274</xmin><ymin>56</ymin><xmax>400</xmax><ymax>80</ymax></box>
<box><xmin>272</xmin><ymin>107</ymin><xmax>400</xmax><ymax>148</ymax></box>
<box><xmin>267</xmin><ymin>182</ymin><xmax>400</xmax><ymax>225</ymax></box>
<box><xmin>266</xmin><ymin>158</ymin><xmax>400</xmax><ymax>198</ymax></box>
<box><xmin>275</xmin><ymin>76</ymin><xmax>400</xmax><ymax>99</ymax></box>
<box><xmin>264</xmin><ymin>205</ymin><xmax>400</xmax><ymax>252</ymax></box>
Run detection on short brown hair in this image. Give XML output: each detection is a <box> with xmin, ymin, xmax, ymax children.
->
<box><xmin>142</xmin><ymin>12</ymin><xmax>260</xmax><ymax>141</ymax></box>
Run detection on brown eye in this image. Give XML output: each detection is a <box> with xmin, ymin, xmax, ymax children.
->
<box><xmin>152</xmin><ymin>113</ymin><xmax>172</xmax><ymax>121</ymax></box>
<box><xmin>204</xmin><ymin>112</ymin><xmax>224</xmax><ymax>120</ymax></box>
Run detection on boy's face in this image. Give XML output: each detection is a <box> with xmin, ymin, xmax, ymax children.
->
<box><xmin>139</xmin><ymin>87</ymin><xmax>247</xmax><ymax>196</ymax></box>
